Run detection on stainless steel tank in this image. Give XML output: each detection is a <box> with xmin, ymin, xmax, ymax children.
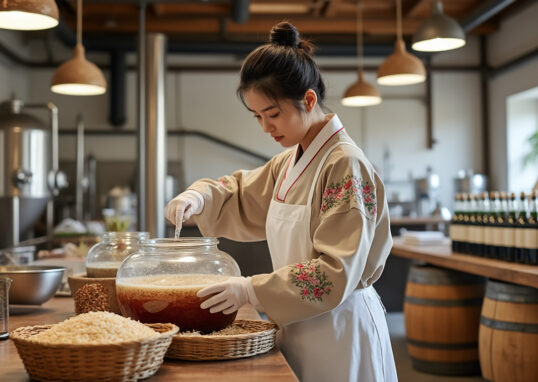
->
<box><xmin>0</xmin><ymin>99</ymin><xmax>66</xmax><ymax>249</ymax></box>
<box><xmin>0</xmin><ymin>100</ymin><xmax>50</xmax><ymax>198</ymax></box>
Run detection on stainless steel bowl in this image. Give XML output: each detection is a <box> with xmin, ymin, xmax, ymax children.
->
<box><xmin>0</xmin><ymin>265</ymin><xmax>65</xmax><ymax>305</ymax></box>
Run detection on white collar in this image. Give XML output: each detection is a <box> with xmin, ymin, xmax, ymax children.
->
<box><xmin>276</xmin><ymin>114</ymin><xmax>344</xmax><ymax>201</ymax></box>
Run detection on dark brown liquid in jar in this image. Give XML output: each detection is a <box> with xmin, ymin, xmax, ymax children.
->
<box><xmin>116</xmin><ymin>274</ymin><xmax>237</xmax><ymax>333</ymax></box>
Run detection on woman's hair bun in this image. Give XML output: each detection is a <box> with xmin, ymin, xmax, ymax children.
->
<box><xmin>270</xmin><ymin>22</ymin><xmax>300</xmax><ymax>48</ymax></box>
<box><xmin>270</xmin><ymin>22</ymin><xmax>314</xmax><ymax>54</ymax></box>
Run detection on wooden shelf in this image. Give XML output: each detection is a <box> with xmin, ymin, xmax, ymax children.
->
<box><xmin>1</xmin><ymin>298</ymin><xmax>298</xmax><ymax>382</ymax></box>
<box><xmin>391</xmin><ymin>237</ymin><xmax>538</xmax><ymax>289</ymax></box>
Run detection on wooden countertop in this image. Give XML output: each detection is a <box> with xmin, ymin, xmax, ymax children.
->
<box><xmin>1</xmin><ymin>298</ymin><xmax>298</xmax><ymax>382</ymax></box>
<box><xmin>391</xmin><ymin>237</ymin><xmax>538</xmax><ymax>289</ymax></box>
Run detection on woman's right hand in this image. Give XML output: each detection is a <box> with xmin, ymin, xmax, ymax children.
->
<box><xmin>165</xmin><ymin>190</ymin><xmax>205</xmax><ymax>225</ymax></box>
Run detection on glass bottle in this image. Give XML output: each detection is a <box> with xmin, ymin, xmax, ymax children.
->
<box><xmin>515</xmin><ymin>192</ymin><xmax>528</xmax><ymax>263</ymax></box>
<box><xmin>450</xmin><ymin>194</ymin><xmax>461</xmax><ymax>252</ymax></box>
<box><xmin>486</xmin><ymin>192</ymin><xmax>498</xmax><ymax>259</ymax></box>
<box><xmin>504</xmin><ymin>193</ymin><xmax>518</xmax><ymax>262</ymax></box>
<box><xmin>494</xmin><ymin>192</ymin><xmax>507</xmax><ymax>260</ymax></box>
<box><xmin>526</xmin><ymin>191</ymin><xmax>538</xmax><ymax>265</ymax></box>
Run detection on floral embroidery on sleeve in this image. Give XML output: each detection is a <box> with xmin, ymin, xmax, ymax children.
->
<box><xmin>216</xmin><ymin>176</ymin><xmax>233</xmax><ymax>191</ymax></box>
<box><xmin>321</xmin><ymin>175</ymin><xmax>377</xmax><ymax>218</ymax></box>
<box><xmin>290</xmin><ymin>261</ymin><xmax>333</xmax><ymax>302</ymax></box>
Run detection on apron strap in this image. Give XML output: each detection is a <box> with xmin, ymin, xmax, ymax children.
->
<box><xmin>306</xmin><ymin>142</ymin><xmax>356</xmax><ymax>207</ymax></box>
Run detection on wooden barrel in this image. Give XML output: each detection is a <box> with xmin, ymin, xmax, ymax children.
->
<box><xmin>404</xmin><ymin>265</ymin><xmax>485</xmax><ymax>375</ymax></box>
<box><xmin>479</xmin><ymin>280</ymin><xmax>538</xmax><ymax>382</ymax></box>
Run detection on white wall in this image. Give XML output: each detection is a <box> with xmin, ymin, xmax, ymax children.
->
<box><xmin>488</xmin><ymin>1</ymin><xmax>538</xmax><ymax>192</ymax></box>
<box><xmin>506</xmin><ymin>93</ymin><xmax>538</xmax><ymax>193</ymax></box>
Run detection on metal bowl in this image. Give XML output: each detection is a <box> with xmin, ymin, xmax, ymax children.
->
<box><xmin>0</xmin><ymin>265</ymin><xmax>65</xmax><ymax>305</ymax></box>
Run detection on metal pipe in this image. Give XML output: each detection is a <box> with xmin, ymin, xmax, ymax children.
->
<box><xmin>109</xmin><ymin>49</ymin><xmax>127</xmax><ymax>126</ymax></box>
<box><xmin>137</xmin><ymin>2</ymin><xmax>147</xmax><ymax>231</ymax></box>
<box><xmin>12</xmin><ymin>196</ymin><xmax>19</xmax><ymax>246</ymax></box>
<box><xmin>144</xmin><ymin>33</ymin><xmax>167</xmax><ymax>238</ymax></box>
<box><xmin>460</xmin><ymin>0</ymin><xmax>517</xmax><ymax>32</ymax></box>
<box><xmin>87</xmin><ymin>154</ymin><xmax>97</xmax><ymax>220</ymax></box>
<box><xmin>480</xmin><ymin>36</ymin><xmax>491</xmax><ymax>179</ymax></box>
<box><xmin>232</xmin><ymin>0</ymin><xmax>250</xmax><ymax>24</ymax></box>
<box><xmin>75</xmin><ymin>113</ymin><xmax>84</xmax><ymax>221</ymax></box>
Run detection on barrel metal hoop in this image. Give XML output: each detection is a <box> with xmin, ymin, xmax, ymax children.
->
<box><xmin>405</xmin><ymin>297</ymin><xmax>483</xmax><ymax>307</ymax></box>
<box><xmin>480</xmin><ymin>316</ymin><xmax>538</xmax><ymax>334</ymax></box>
<box><xmin>410</xmin><ymin>358</ymin><xmax>481</xmax><ymax>376</ymax></box>
<box><xmin>486</xmin><ymin>281</ymin><xmax>538</xmax><ymax>303</ymax></box>
<box><xmin>406</xmin><ymin>337</ymin><xmax>478</xmax><ymax>350</ymax></box>
<box><xmin>408</xmin><ymin>271</ymin><xmax>485</xmax><ymax>285</ymax></box>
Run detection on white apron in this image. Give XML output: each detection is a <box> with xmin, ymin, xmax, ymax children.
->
<box><xmin>266</xmin><ymin>142</ymin><xmax>398</xmax><ymax>382</ymax></box>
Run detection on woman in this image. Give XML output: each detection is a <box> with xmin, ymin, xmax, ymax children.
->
<box><xmin>165</xmin><ymin>22</ymin><xmax>397</xmax><ymax>382</ymax></box>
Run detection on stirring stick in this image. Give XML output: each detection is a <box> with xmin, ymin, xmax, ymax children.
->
<box><xmin>175</xmin><ymin>208</ymin><xmax>184</xmax><ymax>239</ymax></box>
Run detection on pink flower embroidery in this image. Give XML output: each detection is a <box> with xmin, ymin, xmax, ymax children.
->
<box><xmin>216</xmin><ymin>177</ymin><xmax>233</xmax><ymax>191</ymax></box>
<box><xmin>321</xmin><ymin>175</ymin><xmax>377</xmax><ymax>219</ymax></box>
<box><xmin>290</xmin><ymin>261</ymin><xmax>334</xmax><ymax>302</ymax></box>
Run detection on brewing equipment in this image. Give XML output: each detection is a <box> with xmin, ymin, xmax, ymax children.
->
<box><xmin>414</xmin><ymin>167</ymin><xmax>440</xmax><ymax>216</ymax></box>
<box><xmin>0</xmin><ymin>99</ymin><xmax>67</xmax><ymax>249</ymax></box>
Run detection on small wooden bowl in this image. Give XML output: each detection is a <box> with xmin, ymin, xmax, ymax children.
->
<box><xmin>68</xmin><ymin>273</ymin><xmax>121</xmax><ymax>314</ymax></box>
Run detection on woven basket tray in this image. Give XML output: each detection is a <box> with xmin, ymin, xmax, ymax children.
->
<box><xmin>166</xmin><ymin>319</ymin><xmax>277</xmax><ymax>361</ymax></box>
<box><xmin>10</xmin><ymin>323</ymin><xmax>179</xmax><ymax>382</ymax></box>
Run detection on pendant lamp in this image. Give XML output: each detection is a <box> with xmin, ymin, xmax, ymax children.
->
<box><xmin>342</xmin><ymin>3</ymin><xmax>381</xmax><ymax>107</ymax></box>
<box><xmin>51</xmin><ymin>0</ymin><xmax>106</xmax><ymax>96</ymax></box>
<box><xmin>0</xmin><ymin>0</ymin><xmax>58</xmax><ymax>30</ymax></box>
<box><xmin>377</xmin><ymin>0</ymin><xmax>425</xmax><ymax>86</ymax></box>
<box><xmin>412</xmin><ymin>1</ymin><xmax>466</xmax><ymax>52</ymax></box>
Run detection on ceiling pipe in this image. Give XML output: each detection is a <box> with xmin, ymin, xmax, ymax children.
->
<box><xmin>232</xmin><ymin>0</ymin><xmax>250</xmax><ymax>24</ymax></box>
<box><xmin>460</xmin><ymin>0</ymin><xmax>518</xmax><ymax>32</ymax></box>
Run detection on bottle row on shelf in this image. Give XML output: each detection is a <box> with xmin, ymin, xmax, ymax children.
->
<box><xmin>449</xmin><ymin>190</ymin><xmax>537</xmax><ymax>265</ymax></box>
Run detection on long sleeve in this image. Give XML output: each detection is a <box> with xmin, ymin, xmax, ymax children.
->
<box><xmin>188</xmin><ymin>150</ymin><xmax>292</xmax><ymax>242</ymax></box>
<box><xmin>251</xmin><ymin>146</ymin><xmax>392</xmax><ymax>327</ymax></box>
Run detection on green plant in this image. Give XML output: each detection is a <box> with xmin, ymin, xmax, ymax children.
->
<box><xmin>523</xmin><ymin>130</ymin><xmax>538</xmax><ymax>168</ymax></box>
<box><xmin>104</xmin><ymin>216</ymin><xmax>130</xmax><ymax>232</ymax></box>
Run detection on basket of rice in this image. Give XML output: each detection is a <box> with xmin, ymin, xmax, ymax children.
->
<box><xmin>166</xmin><ymin>319</ymin><xmax>277</xmax><ymax>361</ymax></box>
<box><xmin>10</xmin><ymin>311</ymin><xmax>179</xmax><ymax>382</ymax></box>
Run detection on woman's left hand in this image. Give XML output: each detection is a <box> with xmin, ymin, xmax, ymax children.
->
<box><xmin>197</xmin><ymin>276</ymin><xmax>259</xmax><ymax>315</ymax></box>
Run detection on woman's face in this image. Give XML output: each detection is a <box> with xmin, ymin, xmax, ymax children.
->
<box><xmin>244</xmin><ymin>89</ymin><xmax>307</xmax><ymax>148</ymax></box>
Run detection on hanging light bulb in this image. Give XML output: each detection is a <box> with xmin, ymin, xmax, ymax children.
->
<box><xmin>377</xmin><ymin>0</ymin><xmax>426</xmax><ymax>86</ymax></box>
<box><xmin>0</xmin><ymin>0</ymin><xmax>58</xmax><ymax>30</ymax></box>
<box><xmin>342</xmin><ymin>3</ymin><xmax>381</xmax><ymax>107</ymax></box>
<box><xmin>51</xmin><ymin>0</ymin><xmax>106</xmax><ymax>96</ymax></box>
<box><xmin>412</xmin><ymin>1</ymin><xmax>466</xmax><ymax>52</ymax></box>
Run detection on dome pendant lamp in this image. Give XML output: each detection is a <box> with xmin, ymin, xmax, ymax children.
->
<box><xmin>51</xmin><ymin>0</ymin><xmax>106</xmax><ymax>96</ymax></box>
<box><xmin>0</xmin><ymin>0</ymin><xmax>59</xmax><ymax>30</ymax></box>
<box><xmin>412</xmin><ymin>1</ymin><xmax>466</xmax><ymax>52</ymax></box>
<box><xmin>377</xmin><ymin>0</ymin><xmax>426</xmax><ymax>86</ymax></box>
<box><xmin>342</xmin><ymin>3</ymin><xmax>381</xmax><ymax>107</ymax></box>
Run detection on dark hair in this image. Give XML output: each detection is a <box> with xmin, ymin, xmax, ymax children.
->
<box><xmin>237</xmin><ymin>22</ymin><xmax>326</xmax><ymax>112</ymax></box>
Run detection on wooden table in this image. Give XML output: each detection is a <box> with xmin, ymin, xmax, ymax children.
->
<box><xmin>0</xmin><ymin>298</ymin><xmax>298</xmax><ymax>382</ymax></box>
<box><xmin>391</xmin><ymin>237</ymin><xmax>538</xmax><ymax>289</ymax></box>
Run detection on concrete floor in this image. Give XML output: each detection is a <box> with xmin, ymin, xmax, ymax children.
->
<box><xmin>386</xmin><ymin>312</ymin><xmax>483</xmax><ymax>382</ymax></box>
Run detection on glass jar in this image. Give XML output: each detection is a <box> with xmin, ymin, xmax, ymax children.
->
<box><xmin>116</xmin><ymin>238</ymin><xmax>241</xmax><ymax>333</ymax></box>
<box><xmin>85</xmin><ymin>232</ymin><xmax>150</xmax><ymax>278</ymax></box>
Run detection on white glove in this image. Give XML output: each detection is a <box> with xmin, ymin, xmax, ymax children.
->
<box><xmin>165</xmin><ymin>190</ymin><xmax>204</xmax><ymax>225</ymax></box>
<box><xmin>197</xmin><ymin>276</ymin><xmax>260</xmax><ymax>315</ymax></box>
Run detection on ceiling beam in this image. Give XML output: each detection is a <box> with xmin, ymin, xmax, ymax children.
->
<box><xmin>78</xmin><ymin>15</ymin><xmax>497</xmax><ymax>35</ymax></box>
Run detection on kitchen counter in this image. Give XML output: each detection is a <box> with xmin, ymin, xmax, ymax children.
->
<box><xmin>391</xmin><ymin>237</ymin><xmax>538</xmax><ymax>289</ymax></box>
<box><xmin>1</xmin><ymin>298</ymin><xmax>298</xmax><ymax>382</ymax></box>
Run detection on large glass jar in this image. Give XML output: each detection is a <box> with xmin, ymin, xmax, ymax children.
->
<box><xmin>85</xmin><ymin>232</ymin><xmax>150</xmax><ymax>278</ymax></box>
<box><xmin>116</xmin><ymin>238</ymin><xmax>241</xmax><ymax>333</ymax></box>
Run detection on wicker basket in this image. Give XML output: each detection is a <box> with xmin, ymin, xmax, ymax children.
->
<box><xmin>166</xmin><ymin>319</ymin><xmax>277</xmax><ymax>361</ymax></box>
<box><xmin>10</xmin><ymin>323</ymin><xmax>179</xmax><ymax>382</ymax></box>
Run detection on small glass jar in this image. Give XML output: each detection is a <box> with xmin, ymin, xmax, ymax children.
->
<box><xmin>116</xmin><ymin>238</ymin><xmax>241</xmax><ymax>333</ymax></box>
<box><xmin>85</xmin><ymin>232</ymin><xmax>150</xmax><ymax>278</ymax></box>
